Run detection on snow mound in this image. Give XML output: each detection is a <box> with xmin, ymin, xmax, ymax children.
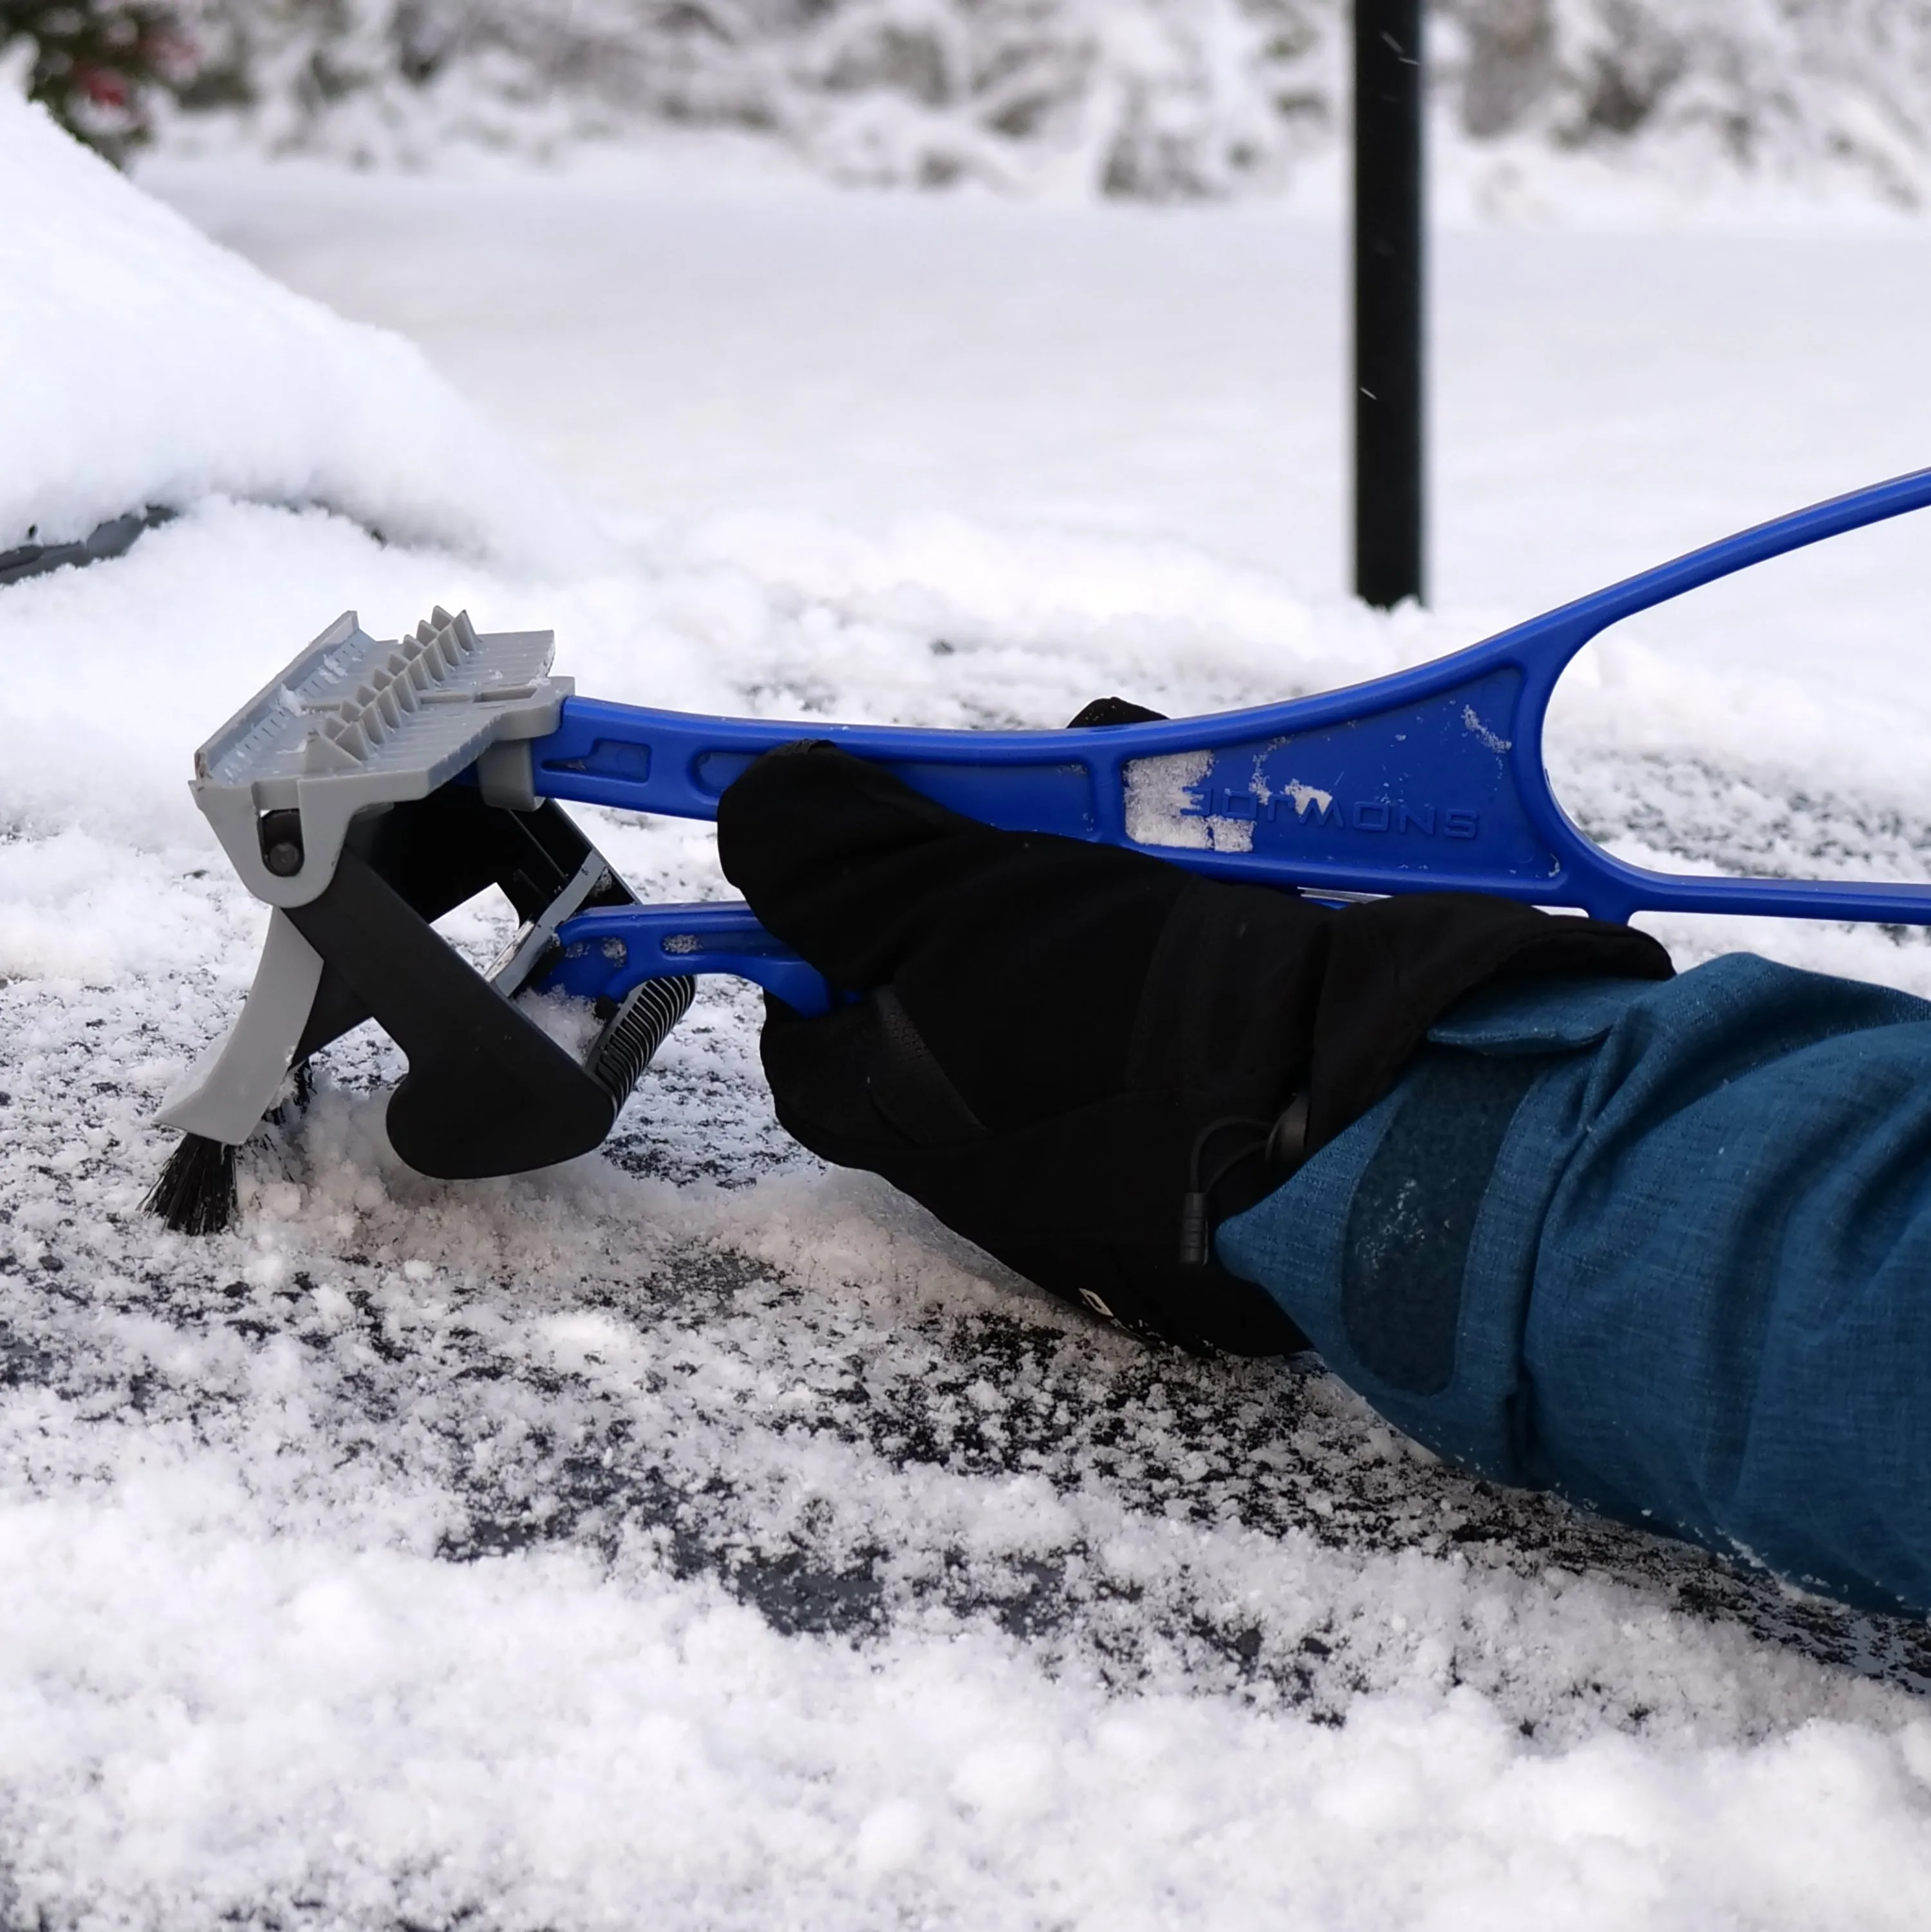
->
<box><xmin>0</xmin><ymin>91</ymin><xmax>605</xmax><ymax>571</ymax></box>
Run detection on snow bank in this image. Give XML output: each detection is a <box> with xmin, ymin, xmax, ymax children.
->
<box><xmin>0</xmin><ymin>90</ymin><xmax>604</xmax><ymax>568</ymax></box>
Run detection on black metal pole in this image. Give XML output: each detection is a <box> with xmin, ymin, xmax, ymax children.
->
<box><xmin>1353</xmin><ymin>0</ymin><xmax>1426</xmax><ymax>608</ymax></box>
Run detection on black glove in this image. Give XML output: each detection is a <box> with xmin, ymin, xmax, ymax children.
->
<box><xmin>716</xmin><ymin>730</ymin><xmax>1671</xmax><ymax>1355</ymax></box>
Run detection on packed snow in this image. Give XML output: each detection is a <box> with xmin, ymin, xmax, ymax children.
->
<box><xmin>7</xmin><ymin>83</ymin><xmax>1931</xmax><ymax>1928</ymax></box>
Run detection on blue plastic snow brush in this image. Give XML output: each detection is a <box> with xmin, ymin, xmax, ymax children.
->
<box><xmin>148</xmin><ymin>465</ymin><xmax>1931</xmax><ymax>1230</ymax></box>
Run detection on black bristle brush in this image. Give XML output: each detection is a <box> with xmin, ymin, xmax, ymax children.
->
<box><xmin>144</xmin><ymin>1057</ymin><xmax>313</xmax><ymax>1236</ymax></box>
<box><xmin>144</xmin><ymin>1132</ymin><xmax>239</xmax><ymax>1235</ymax></box>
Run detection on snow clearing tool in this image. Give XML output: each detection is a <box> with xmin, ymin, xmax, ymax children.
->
<box><xmin>149</xmin><ymin>467</ymin><xmax>1931</xmax><ymax>1232</ymax></box>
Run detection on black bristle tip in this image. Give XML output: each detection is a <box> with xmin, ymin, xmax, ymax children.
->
<box><xmin>144</xmin><ymin>1132</ymin><xmax>239</xmax><ymax>1236</ymax></box>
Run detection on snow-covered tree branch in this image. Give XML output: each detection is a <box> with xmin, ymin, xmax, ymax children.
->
<box><xmin>122</xmin><ymin>1</ymin><xmax>1931</xmax><ymax>205</ymax></box>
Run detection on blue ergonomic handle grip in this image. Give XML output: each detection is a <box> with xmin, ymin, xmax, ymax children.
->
<box><xmin>542</xmin><ymin>901</ymin><xmax>841</xmax><ymax>1017</ymax></box>
<box><xmin>530</xmin><ymin>466</ymin><xmax>1931</xmax><ymax>1016</ymax></box>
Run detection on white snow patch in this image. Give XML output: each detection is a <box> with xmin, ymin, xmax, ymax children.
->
<box><xmin>517</xmin><ymin>988</ymin><xmax>602</xmax><ymax>1062</ymax></box>
<box><xmin>1462</xmin><ymin>704</ymin><xmax>1513</xmax><ymax>754</ymax></box>
<box><xmin>1123</xmin><ymin>750</ymin><xmax>1213</xmax><ymax>850</ymax></box>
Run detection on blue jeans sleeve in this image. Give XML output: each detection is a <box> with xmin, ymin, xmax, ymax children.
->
<box><xmin>1216</xmin><ymin>955</ymin><xmax>1931</xmax><ymax>1616</ymax></box>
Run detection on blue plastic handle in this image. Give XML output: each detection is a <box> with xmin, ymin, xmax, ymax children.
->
<box><xmin>533</xmin><ymin>465</ymin><xmax>1931</xmax><ymax>1011</ymax></box>
<box><xmin>543</xmin><ymin>901</ymin><xmax>839</xmax><ymax>1017</ymax></box>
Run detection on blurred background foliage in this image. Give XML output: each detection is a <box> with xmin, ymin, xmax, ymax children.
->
<box><xmin>6</xmin><ymin>0</ymin><xmax>1931</xmax><ymax>205</ymax></box>
<box><xmin>0</xmin><ymin>1</ymin><xmax>193</xmax><ymax>161</ymax></box>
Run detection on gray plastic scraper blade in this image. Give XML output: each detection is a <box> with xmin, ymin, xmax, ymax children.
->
<box><xmin>160</xmin><ymin>607</ymin><xmax>578</xmax><ymax>1153</ymax></box>
<box><xmin>157</xmin><ymin>910</ymin><xmax>324</xmax><ymax>1145</ymax></box>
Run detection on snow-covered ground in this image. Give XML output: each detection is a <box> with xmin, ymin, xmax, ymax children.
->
<box><xmin>10</xmin><ymin>93</ymin><xmax>1931</xmax><ymax>1925</ymax></box>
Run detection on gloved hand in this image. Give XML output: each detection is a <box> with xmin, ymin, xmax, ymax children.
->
<box><xmin>716</xmin><ymin>727</ymin><xmax>1671</xmax><ymax>1355</ymax></box>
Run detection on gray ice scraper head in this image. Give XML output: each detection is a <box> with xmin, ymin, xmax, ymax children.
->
<box><xmin>147</xmin><ymin>608</ymin><xmax>695</xmax><ymax>1234</ymax></box>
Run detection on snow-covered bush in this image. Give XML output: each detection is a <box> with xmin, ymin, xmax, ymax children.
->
<box><xmin>0</xmin><ymin>1</ymin><xmax>196</xmax><ymax>160</ymax></box>
<box><xmin>1443</xmin><ymin>0</ymin><xmax>1931</xmax><ymax>206</ymax></box>
<box><xmin>138</xmin><ymin>0</ymin><xmax>1931</xmax><ymax>205</ymax></box>
<box><xmin>160</xmin><ymin>0</ymin><xmax>1334</xmax><ymax>198</ymax></box>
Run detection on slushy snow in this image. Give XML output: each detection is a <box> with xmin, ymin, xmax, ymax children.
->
<box><xmin>6</xmin><ymin>89</ymin><xmax>1931</xmax><ymax>1929</ymax></box>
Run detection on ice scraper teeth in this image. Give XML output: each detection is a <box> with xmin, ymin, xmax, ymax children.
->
<box><xmin>187</xmin><ymin>604</ymin><xmax>574</xmax><ymax>911</ymax></box>
<box><xmin>149</xmin><ymin>466</ymin><xmax>1931</xmax><ymax>1233</ymax></box>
